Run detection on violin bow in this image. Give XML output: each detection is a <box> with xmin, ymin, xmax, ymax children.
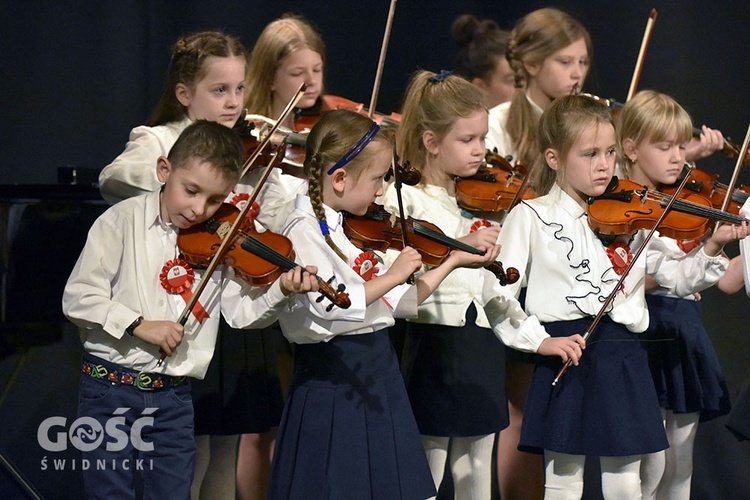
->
<box><xmin>391</xmin><ymin>142</ymin><xmax>416</xmax><ymax>285</ymax></box>
<box><xmin>240</xmin><ymin>83</ymin><xmax>307</xmax><ymax>180</ymax></box>
<box><xmin>552</xmin><ymin>166</ymin><xmax>694</xmax><ymax>385</ymax></box>
<box><xmin>626</xmin><ymin>9</ymin><xmax>657</xmax><ymax>101</ymax></box>
<box><xmin>718</xmin><ymin>122</ymin><xmax>750</xmax><ymax>216</ymax></box>
<box><xmin>158</xmin><ymin>84</ymin><xmax>306</xmax><ymax>366</ymax></box>
<box><xmin>368</xmin><ymin>0</ymin><xmax>397</xmax><ymax>119</ymax></box>
<box><xmin>507</xmin><ymin>162</ymin><xmax>531</xmax><ymax>212</ymax></box>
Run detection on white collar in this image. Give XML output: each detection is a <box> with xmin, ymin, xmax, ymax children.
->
<box><xmin>294</xmin><ymin>194</ymin><xmax>343</xmax><ymax>231</ymax></box>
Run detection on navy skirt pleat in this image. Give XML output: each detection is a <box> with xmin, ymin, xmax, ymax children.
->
<box><xmin>642</xmin><ymin>295</ymin><xmax>730</xmax><ymax>421</ymax></box>
<box><xmin>268</xmin><ymin>330</ymin><xmax>436</xmax><ymax>500</ymax></box>
<box><xmin>192</xmin><ymin>320</ymin><xmax>285</xmax><ymax>435</ymax></box>
<box><xmin>403</xmin><ymin>304</ymin><xmax>509</xmax><ymax>436</ymax></box>
<box><xmin>520</xmin><ymin>317</ymin><xmax>668</xmax><ymax>456</ymax></box>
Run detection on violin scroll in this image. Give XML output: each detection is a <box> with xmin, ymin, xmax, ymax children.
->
<box><xmin>500</xmin><ymin>265</ymin><xmax>520</xmax><ymax>285</ymax></box>
<box><xmin>385</xmin><ymin>158</ymin><xmax>421</xmax><ymax>186</ymax></box>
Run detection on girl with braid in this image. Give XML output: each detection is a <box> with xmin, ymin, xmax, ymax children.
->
<box><xmin>484</xmin><ymin>9</ymin><xmax>592</xmax><ymax>497</ymax></box>
<box><xmin>267</xmin><ymin>109</ymin><xmax>500</xmax><ymax>499</ymax></box>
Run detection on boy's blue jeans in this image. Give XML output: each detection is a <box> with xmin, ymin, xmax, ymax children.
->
<box><xmin>77</xmin><ymin>354</ymin><xmax>195</xmax><ymax>500</ymax></box>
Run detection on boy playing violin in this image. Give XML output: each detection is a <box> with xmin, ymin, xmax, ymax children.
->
<box><xmin>63</xmin><ymin>120</ymin><xmax>317</xmax><ymax>499</ymax></box>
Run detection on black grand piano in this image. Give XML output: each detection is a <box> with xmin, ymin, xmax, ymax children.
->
<box><xmin>0</xmin><ymin>175</ymin><xmax>106</xmax><ymax>338</ymax></box>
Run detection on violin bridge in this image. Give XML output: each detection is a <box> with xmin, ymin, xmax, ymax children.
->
<box><xmin>216</xmin><ymin>221</ymin><xmax>233</xmax><ymax>241</ymax></box>
<box><xmin>388</xmin><ymin>213</ymin><xmax>398</xmax><ymax>228</ymax></box>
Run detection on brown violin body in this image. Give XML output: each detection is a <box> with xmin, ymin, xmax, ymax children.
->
<box><xmin>178</xmin><ymin>203</ymin><xmax>351</xmax><ymax>309</ymax></box>
<box><xmin>343</xmin><ymin>204</ymin><xmax>451</xmax><ymax>267</ymax></box>
<box><xmin>342</xmin><ymin>204</ymin><xmax>519</xmax><ymax>286</ymax></box>
<box><xmin>178</xmin><ymin>204</ymin><xmax>295</xmax><ymax>287</ymax></box>
<box><xmin>587</xmin><ymin>178</ymin><xmax>712</xmax><ymax>240</ymax></box>
<box><xmin>294</xmin><ymin>94</ymin><xmax>402</xmax><ymax>132</ymax></box>
<box><xmin>232</xmin><ymin>117</ymin><xmax>308</xmax><ymax>178</ymax></box>
<box><xmin>456</xmin><ymin>152</ymin><xmax>536</xmax><ymax>212</ymax></box>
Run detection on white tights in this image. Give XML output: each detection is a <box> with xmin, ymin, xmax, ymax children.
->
<box><xmin>641</xmin><ymin>410</ymin><xmax>699</xmax><ymax>500</ymax></box>
<box><xmin>544</xmin><ymin>450</ymin><xmax>642</xmax><ymax>500</ymax></box>
<box><xmin>422</xmin><ymin>434</ymin><xmax>495</xmax><ymax>499</ymax></box>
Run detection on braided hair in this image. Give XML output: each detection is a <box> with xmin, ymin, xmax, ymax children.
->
<box><xmin>504</xmin><ymin>8</ymin><xmax>592</xmax><ymax>168</ymax></box>
<box><xmin>304</xmin><ymin>109</ymin><xmax>388</xmax><ymax>262</ymax></box>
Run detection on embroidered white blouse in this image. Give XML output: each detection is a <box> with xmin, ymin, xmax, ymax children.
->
<box><xmin>485</xmin><ymin>184</ymin><xmax>728</xmax><ymax>353</ymax></box>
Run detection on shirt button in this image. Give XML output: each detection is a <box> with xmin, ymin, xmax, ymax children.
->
<box><xmin>159</xmin><ymin>300</ymin><xmax>165</xmax><ymax>306</ymax></box>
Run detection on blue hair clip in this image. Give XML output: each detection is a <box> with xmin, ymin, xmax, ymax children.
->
<box><xmin>327</xmin><ymin>122</ymin><xmax>381</xmax><ymax>175</ymax></box>
<box><xmin>429</xmin><ymin>69</ymin><xmax>453</xmax><ymax>83</ymax></box>
<box><xmin>319</xmin><ymin>220</ymin><xmax>330</xmax><ymax>236</ymax></box>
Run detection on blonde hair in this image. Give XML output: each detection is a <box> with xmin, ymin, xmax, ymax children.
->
<box><xmin>396</xmin><ymin>70</ymin><xmax>486</xmax><ymax>179</ymax></box>
<box><xmin>304</xmin><ymin>109</ymin><xmax>389</xmax><ymax>261</ymax></box>
<box><xmin>505</xmin><ymin>8</ymin><xmax>592</xmax><ymax>167</ymax></box>
<box><xmin>617</xmin><ymin>90</ymin><xmax>693</xmax><ymax>178</ymax></box>
<box><xmin>148</xmin><ymin>31</ymin><xmax>248</xmax><ymax>126</ymax></box>
<box><xmin>531</xmin><ymin>94</ymin><xmax>613</xmax><ymax>195</ymax></box>
<box><xmin>245</xmin><ymin>14</ymin><xmax>326</xmax><ymax>117</ymax></box>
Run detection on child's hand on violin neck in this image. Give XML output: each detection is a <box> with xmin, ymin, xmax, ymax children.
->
<box><xmin>279</xmin><ymin>265</ymin><xmax>319</xmax><ymax>296</ymax></box>
<box><xmin>458</xmin><ymin>225</ymin><xmax>501</xmax><ymax>251</ymax></box>
<box><xmin>135</xmin><ymin>320</ymin><xmax>184</xmax><ymax>357</ymax></box>
<box><xmin>388</xmin><ymin>246</ymin><xmax>423</xmax><ymax>281</ymax></box>
<box><xmin>685</xmin><ymin>125</ymin><xmax>724</xmax><ymax>162</ymax></box>
<box><xmin>705</xmin><ymin>221</ymin><xmax>750</xmax><ymax>256</ymax></box>
<box><xmin>449</xmin><ymin>244</ymin><xmax>501</xmax><ymax>269</ymax></box>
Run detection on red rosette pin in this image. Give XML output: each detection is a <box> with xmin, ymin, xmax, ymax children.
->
<box><xmin>606</xmin><ymin>240</ymin><xmax>632</xmax><ymax>276</ymax></box>
<box><xmin>159</xmin><ymin>258</ymin><xmax>210</xmax><ymax>323</ymax></box>
<box><xmin>470</xmin><ymin>219</ymin><xmax>492</xmax><ymax>233</ymax></box>
<box><xmin>229</xmin><ymin>193</ymin><xmax>260</xmax><ymax>223</ymax></box>
<box><xmin>677</xmin><ymin>238</ymin><xmax>701</xmax><ymax>254</ymax></box>
<box><xmin>352</xmin><ymin>252</ymin><xmax>380</xmax><ymax>281</ymax></box>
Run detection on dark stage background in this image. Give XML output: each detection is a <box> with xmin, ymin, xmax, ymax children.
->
<box><xmin>1</xmin><ymin>1</ymin><xmax>749</xmax><ymax>498</ymax></box>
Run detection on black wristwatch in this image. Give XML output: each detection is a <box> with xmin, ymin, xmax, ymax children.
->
<box><xmin>125</xmin><ymin>316</ymin><xmax>144</xmax><ymax>337</ymax></box>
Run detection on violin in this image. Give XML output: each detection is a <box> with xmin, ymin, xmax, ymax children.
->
<box><xmin>294</xmin><ymin>95</ymin><xmax>402</xmax><ymax>133</ymax></box>
<box><xmin>587</xmin><ymin>177</ymin><xmax>749</xmax><ymax>241</ymax></box>
<box><xmin>233</xmin><ymin>113</ymin><xmax>309</xmax><ymax>177</ymax></box>
<box><xmin>342</xmin><ymin>204</ymin><xmax>520</xmax><ymax>286</ymax></box>
<box><xmin>661</xmin><ymin>165</ymin><xmax>750</xmax><ymax>215</ymax></box>
<box><xmin>178</xmin><ymin>203</ymin><xmax>351</xmax><ymax>310</ymax></box>
<box><xmin>455</xmin><ymin>151</ymin><xmax>537</xmax><ymax>212</ymax></box>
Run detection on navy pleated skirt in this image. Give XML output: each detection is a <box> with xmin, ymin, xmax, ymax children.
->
<box><xmin>192</xmin><ymin>320</ymin><xmax>286</xmax><ymax>435</ymax></box>
<box><xmin>520</xmin><ymin>317</ymin><xmax>668</xmax><ymax>456</ymax></box>
<box><xmin>268</xmin><ymin>329</ymin><xmax>436</xmax><ymax>500</ymax></box>
<box><xmin>643</xmin><ymin>294</ymin><xmax>730</xmax><ymax>421</ymax></box>
<box><xmin>402</xmin><ymin>304</ymin><xmax>509</xmax><ymax>437</ymax></box>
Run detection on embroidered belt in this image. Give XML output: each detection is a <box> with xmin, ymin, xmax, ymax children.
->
<box><xmin>81</xmin><ymin>360</ymin><xmax>188</xmax><ymax>391</ymax></box>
